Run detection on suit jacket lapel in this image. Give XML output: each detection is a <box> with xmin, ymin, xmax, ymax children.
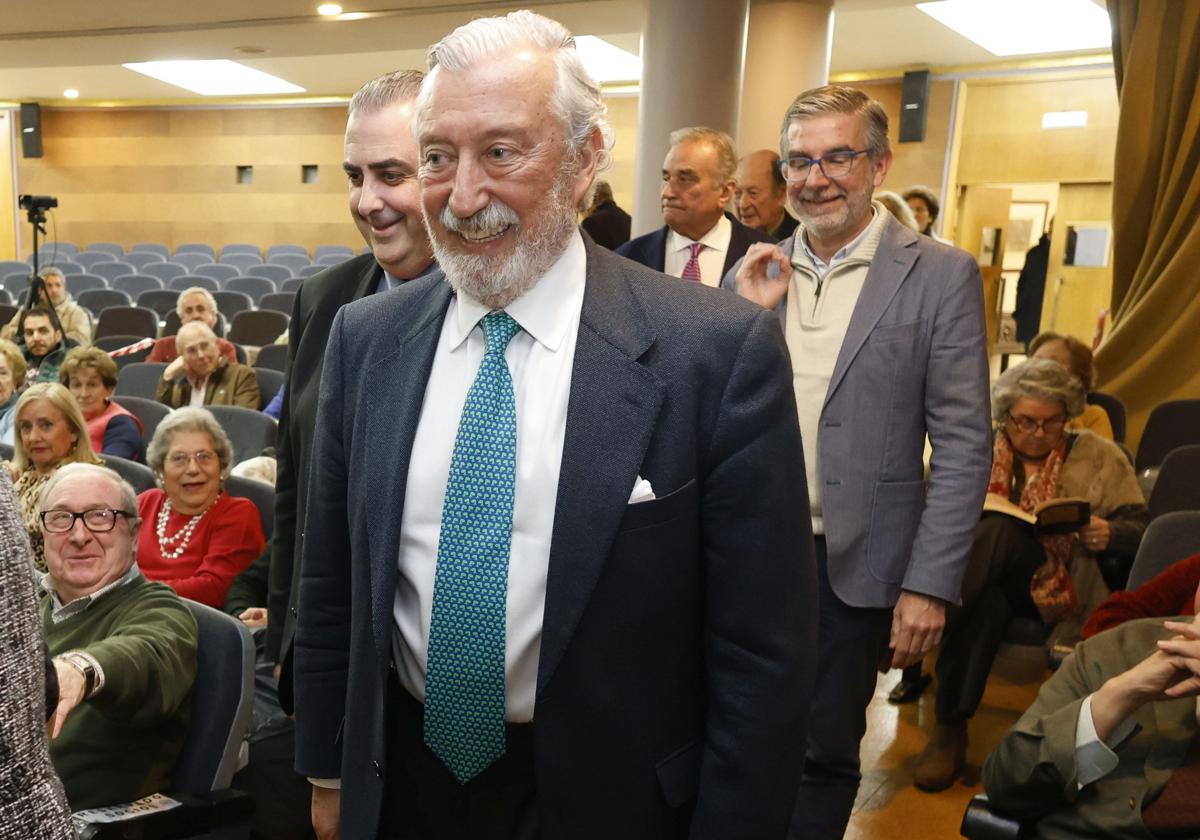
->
<box><xmin>538</xmin><ymin>244</ymin><xmax>665</xmax><ymax>695</ymax></box>
<box><xmin>823</xmin><ymin>216</ymin><xmax>918</xmax><ymax>410</ymax></box>
<box><xmin>366</xmin><ymin>279</ymin><xmax>453</xmax><ymax>660</ymax></box>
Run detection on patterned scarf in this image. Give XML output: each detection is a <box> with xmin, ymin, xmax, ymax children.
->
<box><xmin>989</xmin><ymin>433</ymin><xmax>1076</xmax><ymax>624</ymax></box>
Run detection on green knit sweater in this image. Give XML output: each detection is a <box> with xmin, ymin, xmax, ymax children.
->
<box><xmin>42</xmin><ymin>574</ymin><xmax>198</xmax><ymax>811</ymax></box>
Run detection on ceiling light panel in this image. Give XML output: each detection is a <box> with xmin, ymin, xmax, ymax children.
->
<box><xmin>122</xmin><ymin>60</ymin><xmax>305</xmax><ymax>96</ymax></box>
<box><xmin>916</xmin><ymin>0</ymin><xmax>1112</xmax><ymax>57</ymax></box>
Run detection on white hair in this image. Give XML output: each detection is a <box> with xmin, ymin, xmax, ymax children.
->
<box><xmin>418</xmin><ymin>10</ymin><xmax>613</xmax><ymax>169</ymax></box>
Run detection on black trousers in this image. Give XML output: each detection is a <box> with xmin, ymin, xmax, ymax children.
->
<box><xmin>789</xmin><ymin>538</ymin><xmax>893</xmax><ymax>840</ymax></box>
<box><xmin>934</xmin><ymin>514</ymin><xmax>1044</xmax><ymax>724</ymax></box>
<box><xmin>377</xmin><ymin>671</ymin><xmax>539</xmax><ymax>840</ymax></box>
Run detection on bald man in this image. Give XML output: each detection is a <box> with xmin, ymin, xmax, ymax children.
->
<box><xmin>156</xmin><ymin>321</ymin><xmax>259</xmax><ymax>409</ymax></box>
<box><xmin>735</xmin><ymin>150</ymin><xmax>798</xmax><ymax>242</ymax></box>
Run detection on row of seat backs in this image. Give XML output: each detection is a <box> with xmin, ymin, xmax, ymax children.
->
<box><xmin>89</xmin><ymin>307</ymin><xmax>288</xmax><ymax>345</ymax></box>
<box><xmin>26</xmin><ymin>241</ymin><xmax>360</xmax><ymax>261</ymax></box>
<box><xmin>114</xmin><ymin>364</ymin><xmax>284</xmax><ymax>415</ymax></box>
<box><xmin>3</xmin><ymin>268</ymin><xmax>305</xmax><ymax>299</ymax></box>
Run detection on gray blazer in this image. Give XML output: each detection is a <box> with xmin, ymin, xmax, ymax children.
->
<box><xmin>723</xmin><ymin>215</ymin><xmax>992</xmax><ymax>608</ymax></box>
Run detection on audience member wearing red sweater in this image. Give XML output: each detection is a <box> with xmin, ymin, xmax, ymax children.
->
<box><xmin>136</xmin><ymin>407</ymin><xmax>265</xmax><ymax>608</ymax></box>
<box><xmin>1082</xmin><ymin>552</ymin><xmax>1200</xmax><ymax>639</ymax></box>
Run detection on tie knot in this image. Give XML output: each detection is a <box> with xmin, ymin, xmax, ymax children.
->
<box><xmin>689</xmin><ymin>242</ymin><xmax>705</xmax><ymax>258</ymax></box>
<box><xmin>481</xmin><ymin>310</ymin><xmax>521</xmax><ymax>355</ymax></box>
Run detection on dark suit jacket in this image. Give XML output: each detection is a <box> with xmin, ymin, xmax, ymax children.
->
<box><xmin>580</xmin><ymin>199</ymin><xmax>631</xmax><ymax>250</ymax></box>
<box><xmin>615</xmin><ymin>212</ymin><xmax>773</xmax><ymax>280</ymax></box>
<box><xmin>155</xmin><ymin>361</ymin><xmax>259</xmax><ymax>410</ymax></box>
<box><xmin>266</xmin><ymin>253</ymin><xmax>382</xmax><ymax>668</ymax></box>
<box><xmin>769</xmin><ymin>212</ymin><xmax>799</xmax><ymax>243</ymax></box>
<box><xmin>984</xmin><ymin>617</ymin><xmax>1195</xmax><ymax>839</ymax></box>
<box><xmin>293</xmin><ymin>240</ymin><xmax>816</xmax><ymax>839</ymax></box>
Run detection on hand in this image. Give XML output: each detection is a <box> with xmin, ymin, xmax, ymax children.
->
<box><xmin>888</xmin><ymin>591</ymin><xmax>946</xmax><ymax>670</ymax></box>
<box><xmin>49</xmin><ymin>658</ymin><xmax>88</xmax><ymax>739</ymax></box>
<box><xmin>734</xmin><ymin>243</ymin><xmax>792</xmax><ymax>310</ymax></box>
<box><xmin>163</xmin><ymin>357</ymin><xmax>185</xmax><ymax>381</ymax></box>
<box><xmin>1077</xmin><ymin>516</ymin><xmax>1111</xmax><ymax>553</ymax></box>
<box><xmin>311</xmin><ymin>785</ymin><xmax>341</xmax><ymax>840</ymax></box>
<box><xmin>238</xmin><ymin>607</ymin><xmax>268</xmax><ymax>628</ymax></box>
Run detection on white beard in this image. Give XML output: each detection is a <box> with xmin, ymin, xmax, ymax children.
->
<box><xmin>428</xmin><ymin>173</ymin><xmax>578</xmax><ymax>310</ymax></box>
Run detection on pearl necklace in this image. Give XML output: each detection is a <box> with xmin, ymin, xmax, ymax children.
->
<box><xmin>156</xmin><ymin>498</ymin><xmax>214</xmax><ymax>561</ymax></box>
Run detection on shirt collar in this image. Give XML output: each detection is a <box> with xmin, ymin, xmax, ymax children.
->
<box><xmin>449</xmin><ymin>229</ymin><xmax>587</xmax><ymax>353</ymax></box>
<box><xmin>666</xmin><ymin>214</ymin><xmax>732</xmax><ymax>256</ymax></box>
<box><xmin>41</xmin><ymin>563</ymin><xmax>142</xmax><ymax>624</ymax></box>
<box><xmin>379</xmin><ymin>259</ymin><xmax>439</xmax><ymax>292</ymax></box>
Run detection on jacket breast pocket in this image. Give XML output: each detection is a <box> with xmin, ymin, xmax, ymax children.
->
<box><xmin>617</xmin><ymin>478</ymin><xmax>698</xmax><ymax>534</ymax></box>
<box><xmin>865</xmin><ymin>479</ymin><xmax>926</xmax><ymax>584</ymax></box>
<box><xmin>867</xmin><ymin>319</ymin><xmax>924</xmax><ymax>345</ymax></box>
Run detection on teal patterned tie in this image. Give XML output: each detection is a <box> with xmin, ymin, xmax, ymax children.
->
<box><xmin>424</xmin><ymin>310</ymin><xmax>521</xmax><ymax>783</ymax></box>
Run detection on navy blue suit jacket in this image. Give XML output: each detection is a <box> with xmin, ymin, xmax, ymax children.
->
<box><xmin>293</xmin><ymin>239</ymin><xmax>816</xmax><ymax>839</ymax></box>
<box><xmin>615</xmin><ymin>212</ymin><xmax>773</xmax><ymax>279</ymax></box>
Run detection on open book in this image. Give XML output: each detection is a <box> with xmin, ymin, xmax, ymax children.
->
<box><xmin>983</xmin><ymin>493</ymin><xmax>1091</xmax><ymax>535</ymax></box>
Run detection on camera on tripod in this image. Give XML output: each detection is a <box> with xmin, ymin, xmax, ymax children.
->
<box><xmin>18</xmin><ymin>194</ymin><xmax>57</xmax><ymax>212</ymax></box>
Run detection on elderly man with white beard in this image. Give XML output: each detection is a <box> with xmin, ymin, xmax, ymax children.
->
<box><xmin>293</xmin><ymin>10</ymin><xmax>817</xmax><ymax>840</ymax></box>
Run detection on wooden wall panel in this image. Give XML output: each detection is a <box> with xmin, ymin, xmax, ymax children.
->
<box><xmin>1040</xmin><ymin>182</ymin><xmax>1113</xmax><ymax>345</ymax></box>
<box><xmin>0</xmin><ymin>110</ymin><xmax>16</xmax><ymax>260</ymax></box>
<box><xmin>850</xmin><ymin>79</ymin><xmax>954</xmax><ymax>201</ymax></box>
<box><xmin>956</xmin><ymin>77</ymin><xmax>1117</xmax><ymax>185</ymax></box>
<box><xmin>602</xmin><ymin>94</ymin><xmax>638</xmax><ymax>216</ymax></box>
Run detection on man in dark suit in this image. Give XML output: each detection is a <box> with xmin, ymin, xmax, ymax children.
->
<box><xmin>725</xmin><ymin>85</ymin><xmax>992</xmax><ymax>838</ymax></box>
<box><xmin>266</xmin><ymin>69</ymin><xmax>434</xmax><ymax>706</ymax></box>
<box><xmin>616</xmin><ymin>127</ymin><xmax>772</xmax><ymax>286</ymax></box>
<box><xmin>294</xmin><ymin>10</ymin><xmax>816</xmax><ymax>840</ymax></box>
<box><xmin>579</xmin><ymin>180</ymin><xmax>631</xmax><ymax>250</ymax></box>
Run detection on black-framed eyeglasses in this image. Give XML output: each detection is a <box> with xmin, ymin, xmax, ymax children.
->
<box><xmin>779</xmin><ymin>148</ymin><xmax>874</xmax><ymax>182</ymax></box>
<box><xmin>40</xmin><ymin>508</ymin><xmax>135</xmax><ymax>534</ymax></box>
<box><xmin>1007</xmin><ymin>413</ymin><xmax>1067</xmax><ymax>435</ymax></box>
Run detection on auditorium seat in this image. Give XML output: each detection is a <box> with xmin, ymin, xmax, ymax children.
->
<box><xmin>77</xmin><ymin>288</ymin><xmax>132</xmax><ymax>316</ymax></box>
<box><xmin>37</xmin><ymin>241</ymin><xmax>78</xmax><ymax>256</ymax></box>
<box><xmin>53</xmin><ymin>261</ymin><xmax>85</xmax><ymax>276</ymax></box>
<box><xmin>84</xmin><ymin>242</ymin><xmax>126</xmax><ymax>259</ymax></box>
<box><xmin>125</xmin><ymin>251</ymin><xmax>167</xmax><ymax>271</ymax></box>
<box><xmin>66</xmin><ymin>274</ymin><xmax>109</xmax><ymax>296</ymax></box>
<box><xmin>95</xmin><ymin>306</ymin><xmax>159</xmax><ymax>341</ymax></box>
<box><xmin>84</xmin><ymin>263</ymin><xmax>129</xmax><ymax>284</ymax></box>
<box><xmin>112</xmin><ymin>395</ymin><xmax>172</xmax><ymax>443</ymax></box>
<box><xmin>131</xmin><ymin>243</ymin><xmax>171</xmax><ymax>259</ymax></box>
<box><xmin>220</xmin><ymin>243</ymin><xmax>262</xmax><ymax>260</ymax></box>
<box><xmin>225</xmin><ymin>475</ymin><xmax>275</xmax><ymax>544</ymax></box>
<box><xmin>254</xmin><ymin>343</ymin><xmax>288</xmax><ymax>372</ymax></box>
<box><xmin>0</xmin><ymin>304</ymin><xmax>17</xmax><ymax>326</ymax></box>
<box><xmin>2</xmin><ymin>273</ymin><xmax>30</xmax><ymax>297</ymax></box>
<box><xmin>244</xmin><ymin>263</ymin><xmax>292</xmax><ymax>284</ymax></box>
<box><xmin>315</xmin><ymin>245</ymin><xmax>355</xmax><ymax>261</ymax></box>
<box><xmin>225</xmin><ymin>276</ymin><xmax>276</xmax><ymax>304</ymax></box>
<box><xmin>267</xmin><ymin>253</ymin><xmax>310</xmax><ymax>274</ymax></box>
<box><xmin>1126</xmin><ymin>510</ymin><xmax>1200</xmax><ymax>591</ymax></box>
<box><xmin>212</xmin><ymin>290</ymin><xmax>254</xmax><ymax>321</ymax></box>
<box><xmin>136</xmin><ymin>289</ymin><xmax>182</xmax><ymax>320</ymax></box>
<box><xmin>252</xmin><ymin>367</ymin><xmax>285</xmax><ymax>411</ymax></box>
<box><xmin>0</xmin><ymin>260</ymin><xmax>30</xmax><ymax>277</ymax></box>
<box><xmin>1147</xmin><ymin>446</ymin><xmax>1200</xmax><ymax>520</ymax></box>
<box><xmin>115</xmin><ymin>362</ymin><xmax>168</xmax><ymax>399</ymax></box>
<box><xmin>173</xmin><ymin>252</ymin><xmax>216</xmax><ymax>273</ymax></box>
<box><xmin>220</xmin><ymin>253</ymin><xmax>263</xmax><ymax>273</ymax></box>
<box><xmin>95</xmin><ymin>335</ymin><xmax>154</xmax><ymax>368</ymax></box>
<box><xmin>295</xmin><ymin>265</ymin><xmax>324</xmax><ymax>279</ymax></box>
<box><xmin>280</xmin><ymin>275</ymin><xmax>305</xmax><ymax>292</ymax></box>
<box><xmin>205</xmin><ymin>405</ymin><xmax>278</xmax><ymax>463</ymax></box>
<box><xmin>101</xmin><ymin>455</ymin><xmax>155</xmax><ymax>493</ymax></box>
<box><xmin>1086</xmin><ymin>391</ymin><xmax>1127</xmax><ymax>445</ymax></box>
<box><xmin>74</xmin><ymin>251</ymin><xmax>117</xmax><ymax>270</ymax></box>
<box><xmin>175</xmin><ymin>243</ymin><xmax>217</xmax><ymax>261</ymax></box>
<box><xmin>228</xmin><ymin>309</ymin><xmax>288</xmax><ymax>346</ymax></box>
<box><xmin>0</xmin><ymin>289</ymin><xmax>11</xmax><ymax>306</ymax></box>
<box><xmin>144</xmin><ymin>262</ymin><xmax>189</xmax><ymax>283</ymax></box>
<box><xmin>112</xmin><ymin>274</ymin><xmax>165</xmax><ymax>299</ymax></box>
<box><xmin>258</xmin><ymin>291</ymin><xmax>295</xmax><ymax>315</ymax></box>
<box><xmin>266</xmin><ymin>244</ymin><xmax>307</xmax><ymax>260</ymax></box>
<box><xmin>169</xmin><ymin>275</ymin><xmax>220</xmax><ymax>293</ymax></box>
<box><xmin>193</xmin><ymin>264</ymin><xmax>240</xmax><ymax>284</ymax></box>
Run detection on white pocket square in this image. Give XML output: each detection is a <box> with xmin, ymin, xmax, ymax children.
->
<box><xmin>628</xmin><ymin>475</ymin><xmax>656</xmax><ymax>505</ymax></box>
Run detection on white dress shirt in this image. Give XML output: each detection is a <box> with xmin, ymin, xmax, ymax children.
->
<box><xmin>187</xmin><ymin>375</ymin><xmax>209</xmax><ymax>407</ymax></box>
<box><xmin>391</xmin><ymin>231</ymin><xmax>586</xmax><ymax>722</ymax></box>
<box><xmin>664</xmin><ymin>215</ymin><xmax>731</xmax><ymax>288</ymax></box>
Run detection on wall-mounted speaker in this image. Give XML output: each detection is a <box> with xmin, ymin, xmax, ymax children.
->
<box><xmin>20</xmin><ymin>103</ymin><xmax>43</xmax><ymax>158</ymax></box>
<box><xmin>899</xmin><ymin>70</ymin><xmax>930</xmax><ymax>144</ymax></box>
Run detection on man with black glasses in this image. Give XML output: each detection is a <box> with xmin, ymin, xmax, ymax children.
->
<box><xmin>38</xmin><ymin>463</ymin><xmax>198</xmax><ymax>811</ymax></box>
<box><xmin>725</xmin><ymin>85</ymin><xmax>992</xmax><ymax>838</ymax></box>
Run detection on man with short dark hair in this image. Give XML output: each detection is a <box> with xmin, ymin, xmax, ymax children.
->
<box><xmin>266</xmin><ymin>69</ymin><xmax>437</xmax><ymax>711</ymax></box>
<box><xmin>726</xmin><ymin>84</ymin><xmax>992</xmax><ymax>838</ymax></box>
<box><xmin>736</xmin><ymin>149</ymin><xmax>798</xmax><ymax>242</ymax></box>
<box><xmin>22</xmin><ymin>307</ymin><xmax>69</xmax><ymax>384</ymax></box>
<box><xmin>40</xmin><ymin>463</ymin><xmax>197</xmax><ymax>810</ymax></box>
<box><xmin>294</xmin><ymin>11</ymin><xmax>815</xmax><ymax>839</ymax></box>
<box><xmin>617</xmin><ymin>127</ymin><xmax>772</xmax><ymax>286</ymax></box>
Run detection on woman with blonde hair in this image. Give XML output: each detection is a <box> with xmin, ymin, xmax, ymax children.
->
<box><xmin>4</xmin><ymin>382</ymin><xmax>102</xmax><ymax>569</ymax></box>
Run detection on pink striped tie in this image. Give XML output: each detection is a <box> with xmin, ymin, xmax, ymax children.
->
<box><xmin>681</xmin><ymin>242</ymin><xmax>705</xmax><ymax>283</ymax></box>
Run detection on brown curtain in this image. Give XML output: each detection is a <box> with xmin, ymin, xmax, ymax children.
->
<box><xmin>1095</xmin><ymin>0</ymin><xmax>1200</xmax><ymax>451</ymax></box>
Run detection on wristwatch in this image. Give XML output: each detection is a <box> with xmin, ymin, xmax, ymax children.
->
<box><xmin>60</xmin><ymin>652</ymin><xmax>98</xmax><ymax>698</ymax></box>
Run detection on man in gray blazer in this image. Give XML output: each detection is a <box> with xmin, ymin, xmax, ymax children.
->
<box><xmin>725</xmin><ymin>85</ymin><xmax>992</xmax><ymax>838</ymax></box>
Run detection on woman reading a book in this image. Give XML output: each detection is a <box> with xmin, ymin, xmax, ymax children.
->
<box><xmin>912</xmin><ymin>358</ymin><xmax>1148</xmax><ymax>793</ymax></box>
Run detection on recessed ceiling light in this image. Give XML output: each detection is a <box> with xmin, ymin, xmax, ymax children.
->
<box><xmin>916</xmin><ymin>0</ymin><xmax>1111</xmax><ymax>57</ymax></box>
<box><xmin>574</xmin><ymin>36</ymin><xmax>641</xmax><ymax>83</ymax></box>
<box><xmin>317</xmin><ymin>3</ymin><xmax>343</xmax><ymax>15</ymax></box>
<box><xmin>1042</xmin><ymin>110</ymin><xmax>1089</xmax><ymax>129</ymax></box>
<box><xmin>63</xmin><ymin>88</ymin><xmax>80</xmax><ymax>99</ymax></box>
<box><xmin>123</xmin><ymin>60</ymin><xmax>305</xmax><ymax>95</ymax></box>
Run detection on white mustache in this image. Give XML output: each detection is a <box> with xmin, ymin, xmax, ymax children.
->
<box><xmin>440</xmin><ymin>200</ymin><xmax>519</xmax><ymax>240</ymax></box>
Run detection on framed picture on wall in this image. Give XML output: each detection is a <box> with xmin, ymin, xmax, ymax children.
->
<box><xmin>979</xmin><ymin>226</ymin><xmax>1002</xmax><ymax>267</ymax></box>
<box><xmin>1003</xmin><ymin>201</ymin><xmax>1050</xmax><ymax>271</ymax></box>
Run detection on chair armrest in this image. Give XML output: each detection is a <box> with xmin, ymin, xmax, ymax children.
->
<box><xmin>960</xmin><ymin>793</ymin><xmax>1025</xmax><ymax>840</ymax></box>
